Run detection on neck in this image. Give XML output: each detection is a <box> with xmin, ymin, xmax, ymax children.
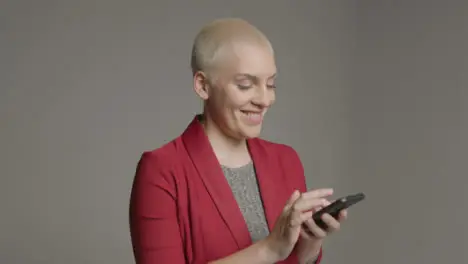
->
<box><xmin>200</xmin><ymin>113</ymin><xmax>251</xmax><ymax>167</ymax></box>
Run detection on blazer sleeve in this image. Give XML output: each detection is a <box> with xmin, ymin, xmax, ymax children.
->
<box><xmin>284</xmin><ymin>146</ymin><xmax>324</xmax><ymax>264</ymax></box>
<box><xmin>283</xmin><ymin>146</ymin><xmax>308</xmax><ymax>194</ymax></box>
<box><xmin>129</xmin><ymin>152</ymin><xmax>186</xmax><ymax>264</ymax></box>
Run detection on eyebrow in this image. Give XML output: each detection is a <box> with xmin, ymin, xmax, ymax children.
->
<box><xmin>235</xmin><ymin>73</ymin><xmax>277</xmax><ymax>80</ymax></box>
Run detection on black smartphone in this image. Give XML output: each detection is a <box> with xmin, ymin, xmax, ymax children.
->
<box><xmin>312</xmin><ymin>192</ymin><xmax>366</xmax><ymax>230</ymax></box>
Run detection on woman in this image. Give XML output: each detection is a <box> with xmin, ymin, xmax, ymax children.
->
<box><xmin>129</xmin><ymin>18</ymin><xmax>347</xmax><ymax>264</ymax></box>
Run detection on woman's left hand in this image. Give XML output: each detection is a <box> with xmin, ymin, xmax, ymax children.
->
<box><xmin>295</xmin><ymin>200</ymin><xmax>348</xmax><ymax>263</ymax></box>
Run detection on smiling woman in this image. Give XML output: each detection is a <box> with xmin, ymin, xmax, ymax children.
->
<box><xmin>192</xmin><ymin>24</ymin><xmax>277</xmax><ymax>146</ymax></box>
<box><xmin>129</xmin><ymin>18</ymin><xmax>347</xmax><ymax>264</ymax></box>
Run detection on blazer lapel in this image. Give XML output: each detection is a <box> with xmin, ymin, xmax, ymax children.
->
<box><xmin>181</xmin><ymin>115</ymin><xmax>252</xmax><ymax>248</ymax></box>
<box><xmin>247</xmin><ymin>138</ymin><xmax>283</xmax><ymax>232</ymax></box>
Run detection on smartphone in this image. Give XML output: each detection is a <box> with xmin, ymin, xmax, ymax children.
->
<box><xmin>312</xmin><ymin>192</ymin><xmax>366</xmax><ymax>230</ymax></box>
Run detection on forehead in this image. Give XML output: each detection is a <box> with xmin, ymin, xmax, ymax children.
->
<box><xmin>219</xmin><ymin>43</ymin><xmax>277</xmax><ymax>78</ymax></box>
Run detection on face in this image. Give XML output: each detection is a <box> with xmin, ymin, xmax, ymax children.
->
<box><xmin>195</xmin><ymin>43</ymin><xmax>277</xmax><ymax>140</ymax></box>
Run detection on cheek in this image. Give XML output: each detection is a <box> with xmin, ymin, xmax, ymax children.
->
<box><xmin>267</xmin><ymin>90</ymin><xmax>276</xmax><ymax>106</ymax></box>
<box><xmin>224</xmin><ymin>89</ymin><xmax>251</xmax><ymax>108</ymax></box>
<box><xmin>211</xmin><ymin>88</ymin><xmax>232</xmax><ymax>108</ymax></box>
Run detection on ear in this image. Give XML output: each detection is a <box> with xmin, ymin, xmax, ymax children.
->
<box><xmin>193</xmin><ymin>71</ymin><xmax>210</xmax><ymax>100</ymax></box>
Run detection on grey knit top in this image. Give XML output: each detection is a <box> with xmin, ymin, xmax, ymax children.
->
<box><xmin>221</xmin><ymin>162</ymin><xmax>319</xmax><ymax>264</ymax></box>
<box><xmin>221</xmin><ymin>162</ymin><xmax>270</xmax><ymax>242</ymax></box>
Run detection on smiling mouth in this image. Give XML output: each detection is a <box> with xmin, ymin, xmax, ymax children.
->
<box><xmin>240</xmin><ymin>110</ymin><xmax>264</xmax><ymax>124</ymax></box>
<box><xmin>240</xmin><ymin>110</ymin><xmax>263</xmax><ymax>116</ymax></box>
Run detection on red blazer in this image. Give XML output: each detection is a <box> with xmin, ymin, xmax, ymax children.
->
<box><xmin>129</xmin><ymin>116</ymin><xmax>323</xmax><ymax>264</ymax></box>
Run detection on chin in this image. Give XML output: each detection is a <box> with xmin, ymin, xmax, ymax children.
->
<box><xmin>239</xmin><ymin>126</ymin><xmax>262</xmax><ymax>139</ymax></box>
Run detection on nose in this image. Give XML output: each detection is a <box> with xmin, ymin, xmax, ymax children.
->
<box><xmin>252</xmin><ymin>86</ymin><xmax>274</xmax><ymax>107</ymax></box>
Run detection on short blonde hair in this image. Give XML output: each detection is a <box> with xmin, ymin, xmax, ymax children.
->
<box><xmin>190</xmin><ymin>18</ymin><xmax>273</xmax><ymax>77</ymax></box>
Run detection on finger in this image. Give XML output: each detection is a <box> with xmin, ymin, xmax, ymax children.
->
<box><xmin>300</xmin><ymin>227</ymin><xmax>314</xmax><ymax>240</ymax></box>
<box><xmin>338</xmin><ymin>209</ymin><xmax>348</xmax><ymax>221</ymax></box>
<box><xmin>313</xmin><ymin>206</ymin><xmax>323</xmax><ymax>213</ymax></box>
<box><xmin>321</xmin><ymin>213</ymin><xmax>341</xmax><ymax>232</ymax></box>
<box><xmin>289</xmin><ymin>210</ymin><xmax>313</xmax><ymax>227</ymax></box>
<box><xmin>293</xmin><ymin>189</ymin><xmax>333</xmax><ymax>212</ymax></box>
<box><xmin>293</xmin><ymin>197</ymin><xmax>329</xmax><ymax>212</ymax></box>
<box><xmin>301</xmin><ymin>188</ymin><xmax>334</xmax><ymax>199</ymax></box>
<box><xmin>304</xmin><ymin>218</ymin><xmax>327</xmax><ymax>238</ymax></box>
<box><xmin>287</xmin><ymin>190</ymin><xmax>301</xmax><ymax>205</ymax></box>
<box><xmin>283</xmin><ymin>190</ymin><xmax>301</xmax><ymax>212</ymax></box>
<box><xmin>312</xmin><ymin>199</ymin><xmax>331</xmax><ymax>213</ymax></box>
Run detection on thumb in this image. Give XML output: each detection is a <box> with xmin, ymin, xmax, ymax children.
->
<box><xmin>286</xmin><ymin>190</ymin><xmax>301</xmax><ymax>206</ymax></box>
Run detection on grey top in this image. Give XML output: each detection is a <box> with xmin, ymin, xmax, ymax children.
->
<box><xmin>221</xmin><ymin>162</ymin><xmax>270</xmax><ymax>242</ymax></box>
<box><xmin>221</xmin><ymin>162</ymin><xmax>318</xmax><ymax>264</ymax></box>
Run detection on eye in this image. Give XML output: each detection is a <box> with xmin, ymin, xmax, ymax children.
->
<box><xmin>267</xmin><ymin>84</ymin><xmax>276</xmax><ymax>89</ymax></box>
<box><xmin>237</xmin><ymin>84</ymin><xmax>251</xmax><ymax>90</ymax></box>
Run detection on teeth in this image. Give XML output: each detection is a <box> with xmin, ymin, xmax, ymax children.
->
<box><xmin>241</xmin><ymin>111</ymin><xmax>263</xmax><ymax>123</ymax></box>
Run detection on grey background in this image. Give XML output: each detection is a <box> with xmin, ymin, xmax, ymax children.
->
<box><xmin>1</xmin><ymin>1</ymin><xmax>467</xmax><ymax>263</ymax></box>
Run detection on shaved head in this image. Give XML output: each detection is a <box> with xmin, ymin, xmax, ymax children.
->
<box><xmin>191</xmin><ymin>18</ymin><xmax>277</xmax><ymax>141</ymax></box>
<box><xmin>190</xmin><ymin>18</ymin><xmax>273</xmax><ymax>77</ymax></box>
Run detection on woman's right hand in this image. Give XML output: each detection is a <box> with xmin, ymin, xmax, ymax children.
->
<box><xmin>263</xmin><ymin>188</ymin><xmax>333</xmax><ymax>262</ymax></box>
